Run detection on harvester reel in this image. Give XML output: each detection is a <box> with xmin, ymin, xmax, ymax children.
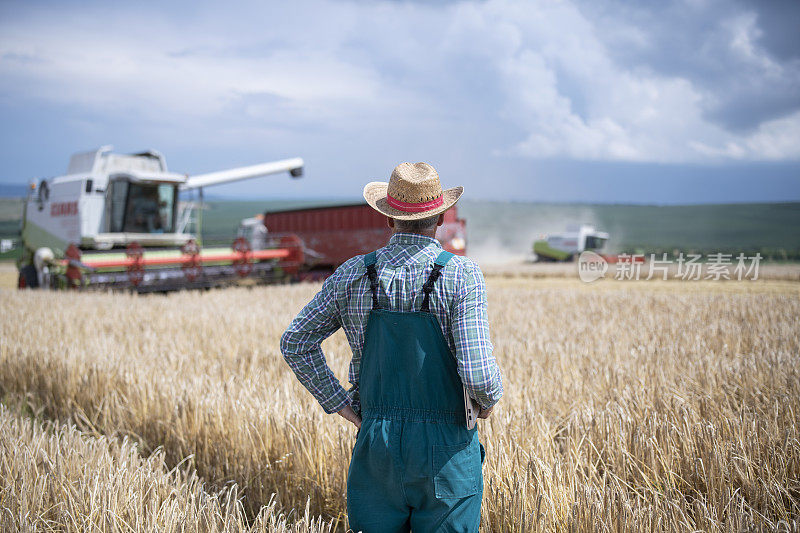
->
<box><xmin>65</xmin><ymin>244</ymin><xmax>83</xmax><ymax>289</ymax></box>
<box><xmin>232</xmin><ymin>237</ymin><xmax>253</xmax><ymax>277</ymax></box>
<box><xmin>181</xmin><ymin>239</ymin><xmax>202</xmax><ymax>281</ymax></box>
<box><xmin>126</xmin><ymin>242</ymin><xmax>145</xmax><ymax>286</ymax></box>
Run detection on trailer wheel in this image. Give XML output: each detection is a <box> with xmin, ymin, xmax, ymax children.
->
<box><xmin>18</xmin><ymin>265</ymin><xmax>38</xmax><ymax>289</ymax></box>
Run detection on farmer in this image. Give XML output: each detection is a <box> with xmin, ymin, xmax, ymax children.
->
<box><xmin>281</xmin><ymin>162</ymin><xmax>503</xmax><ymax>532</ymax></box>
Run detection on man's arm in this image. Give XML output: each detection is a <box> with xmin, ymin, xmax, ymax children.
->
<box><xmin>280</xmin><ymin>273</ymin><xmax>352</xmax><ymax>415</ymax></box>
<box><xmin>451</xmin><ymin>263</ymin><xmax>503</xmax><ymax>411</ymax></box>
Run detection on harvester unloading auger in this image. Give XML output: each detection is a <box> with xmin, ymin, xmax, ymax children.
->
<box><xmin>17</xmin><ymin>146</ymin><xmax>304</xmax><ymax>292</ymax></box>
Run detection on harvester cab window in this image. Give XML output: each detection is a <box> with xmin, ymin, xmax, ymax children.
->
<box><xmin>109</xmin><ymin>181</ymin><xmax>129</xmax><ymax>231</ymax></box>
<box><xmin>109</xmin><ymin>181</ymin><xmax>176</xmax><ymax>233</ymax></box>
<box><xmin>584</xmin><ymin>236</ymin><xmax>607</xmax><ymax>250</ymax></box>
<box><xmin>155</xmin><ymin>185</ymin><xmax>175</xmax><ymax>233</ymax></box>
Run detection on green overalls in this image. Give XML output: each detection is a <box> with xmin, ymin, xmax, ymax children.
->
<box><xmin>347</xmin><ymin>250</ymin><xmax>485</xmax><ymax>533</ymax></box>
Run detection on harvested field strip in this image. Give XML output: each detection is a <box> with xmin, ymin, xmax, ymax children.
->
<box><xmin>1</xmin><ymin>281</ymin><xmax>798</xmax><ymax>531</ymax></box>
<box><xmin>0</xmin><ymin>404</ymin><xmax>335</xmax><ymax>531</ymax></box>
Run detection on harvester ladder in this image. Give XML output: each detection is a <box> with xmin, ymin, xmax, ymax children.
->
<box><xmin>177</xmin><ymin>201</ymin><xmax>198</xmax><ymax>235</ymax></box>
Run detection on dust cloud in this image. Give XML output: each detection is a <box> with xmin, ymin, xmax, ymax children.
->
<box><xmin>458</xmin><ymin>201</ymin><xmax>605</xmax><ymax>267</ymax></box>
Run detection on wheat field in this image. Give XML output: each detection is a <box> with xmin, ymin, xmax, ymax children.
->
<box><xmin>0</xmin><ymin>274</ymin><xmax>798</xmax><ymax>532</ymax></box>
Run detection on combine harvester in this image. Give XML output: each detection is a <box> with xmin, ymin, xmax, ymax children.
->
<box><xmin>17</xmin><ymin>146</ymin><xmax>304</xmax><ymax>291</ymax></box>
<box><xmin>532</xmin><ymin>224</ymin><xmax>643</xmax><ymax>263</ymax></box>
<box><xmin>532</xmin><ymin>224</ymin><xmax>610</xmax><ymax>261</ymax></box>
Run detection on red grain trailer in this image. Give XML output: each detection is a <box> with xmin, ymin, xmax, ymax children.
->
<box><xmin>256</xmin><ymin>202</ymin><xmax>466</xmax><ymax>278</ymax></box>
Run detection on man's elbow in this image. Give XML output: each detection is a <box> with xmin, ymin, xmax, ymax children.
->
<box><xmin>463</xmin><ymin>373</ymin><xmax>503</xmax><ymax>409</ymax></box>
<box><xmin>279</xmin><ymin>329</ymin><xmax>296</xmax><ymax>364</ymax></box>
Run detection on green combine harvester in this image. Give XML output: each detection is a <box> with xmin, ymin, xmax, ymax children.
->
<box><xmin>532</xmin><ymin>224</ymin><xmax>609</xmax><ymax>261</ymax></box>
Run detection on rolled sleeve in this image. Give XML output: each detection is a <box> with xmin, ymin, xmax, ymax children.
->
<box><xmin>280</xmin><ymin>273</ymin><xmax>350</xmax><ymax>414</ymax></box>
<box><xmin>451</xmin><ymin>263</ymin><xmax>504</xmax><ymax>410</ymax></box>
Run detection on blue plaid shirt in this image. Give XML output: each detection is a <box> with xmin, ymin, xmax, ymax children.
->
<box><xmin>280</xmin><ymin>233</ymin><xmax>503</xmax><ymax>414</ymax></box>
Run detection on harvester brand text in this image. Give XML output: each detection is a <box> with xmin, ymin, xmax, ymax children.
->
<box><xmin>50</xmin><ymin>201</ymin><xmax>78</xmax><ymax>217</ymax></box>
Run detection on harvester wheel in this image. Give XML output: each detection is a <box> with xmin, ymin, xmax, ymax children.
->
<box><xmin>65</xmin><ymin>244</ymin><xmax>83</xmax><ymax>289</ymax></box>
<box><xmin>232</xmin><ymin>237</ymin><xmax>253</xmax><ymax>277</ymax></box>
<box><xmin>18</xmin><ymin>265</ymin><xmax>38</xmax><ymax>289</ymax></box>
<box><xmin>181</xmin><ymin>239</ymin><xmax>202</xmax><ymax>281</ymax></box>
<box><xmin>126</xmin><ymin>242</ymin><xmax>145</xmax><ymax>287</ymax></box>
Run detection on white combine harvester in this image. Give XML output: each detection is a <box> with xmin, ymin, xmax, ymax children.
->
<box><xmin>18</xmin><ymin>146</ymin><xmax>305</xmax><ymax>291</ymax></box>
<box><xmin>532</xmin><ymin>224</ymin><xmax>610</xmax><ymax>261</ymax></box>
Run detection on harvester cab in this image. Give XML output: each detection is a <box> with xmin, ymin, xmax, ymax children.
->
<box><xmin>237</xmin><ymin>215</ymin><xmax>269</xmax><ymax>250</ymax></box>
<box><xmin>19</xmin><ymin>146</ymin><xmax>305</xmax><ymax>291</ymax></box>
<box><xmin>532</xmin><ymin>224</ymin><xmax>609</xmax><ymax>262</ymax></box>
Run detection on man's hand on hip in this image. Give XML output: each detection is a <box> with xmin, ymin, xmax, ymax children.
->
<box><xmin>478</xmin><ymin>406</ymin><xmax>494</xmax><ymax>419</ymax></box>
<box><xmin>338</xmin><ymin>405</ymin><xmax>362</xmax><ymax>429</ymax></box>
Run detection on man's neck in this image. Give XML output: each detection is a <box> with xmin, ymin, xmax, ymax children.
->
<box><xmin>392</xmin><ymin>229</ymin><xmax>438</xmax><ymax>239</ymax></box>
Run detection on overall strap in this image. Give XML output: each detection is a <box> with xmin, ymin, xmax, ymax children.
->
<box><xmin>420</xmin><ymin>251</ymin><xmax>455</xmax><ymax>312</ymax></box>
<box><xmin>363</xmin><ymin>251</ymin><xmax>381</xmax><ymax>310</ymax></box>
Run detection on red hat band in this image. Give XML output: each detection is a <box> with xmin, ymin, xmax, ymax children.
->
<box><xmin>386</xmin><ymin>193</ymin><xmax>444</xmax><ymax>213</ymax></box>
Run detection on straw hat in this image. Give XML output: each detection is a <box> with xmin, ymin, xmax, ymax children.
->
<box><xmin>363</xmin><ymin>162</ymin><xmax>463</xmax><ymax>221</ymax></box>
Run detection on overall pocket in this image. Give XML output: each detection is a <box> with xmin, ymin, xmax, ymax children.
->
<box><xmin>432</xmin><ymin>439</ymin><xmax>480</xmax><ymax>498</ymax></box>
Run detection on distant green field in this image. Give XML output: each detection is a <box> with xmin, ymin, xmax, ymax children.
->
<box><xmin>458</xmin><ymin>200</ymin><xmax>800</xmax><ymax>260</ymax></box>
<box><xmin>0</xmin><ymin>198</ymin><xmax>23</xmax><ymax>260</ymax></box>
<box><xmin>2</xmin><ymin>197</ymin><xmax>799</xmax><ymax>261</ymax></box>
<box><xmin>0</xmin><ymin>198</ymin><xmax>23</xmax><ymax>225</ymax></box>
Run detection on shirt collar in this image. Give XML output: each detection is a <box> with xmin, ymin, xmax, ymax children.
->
<box><xmin>389</xmin><ymin>232</ymin><xmax>443</xmax><ymax>249</ymax></box>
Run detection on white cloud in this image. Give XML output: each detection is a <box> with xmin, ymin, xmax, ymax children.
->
<box><xmin>0</xmin><ymin>31</ymin><xmax>385</xmax><ymax>120</ymax></box>
<box><xmin>471</xmin><ymin>0</ymin><xmax>799</xmax><ymax>162</ymax></box>
<box><xmin>741</xmin><ymin>111</ymin><xmax>800</xmax><ymax>160</ymax></box>
<box><xmin>689</xmin><ymin>108</ymin><xmax>800</xmax><ymax>162</ymax></box>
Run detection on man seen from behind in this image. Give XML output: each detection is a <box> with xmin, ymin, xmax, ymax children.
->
<box><xmin>281</xmin><ymin>162</ymin><xmax>504</xmax><ymax>532</ymax></box>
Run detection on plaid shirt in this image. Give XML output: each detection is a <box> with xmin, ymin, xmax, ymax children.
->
<box><xmin>280</xmin><ymin>233</ymin><xmax>503</xmax><ymax>414</ymax></box>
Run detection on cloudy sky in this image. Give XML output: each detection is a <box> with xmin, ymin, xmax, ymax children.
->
<box><xmin>0</xmin><ymin>0</ymin><xmax>798</xmax><ymax>203</ymax></box>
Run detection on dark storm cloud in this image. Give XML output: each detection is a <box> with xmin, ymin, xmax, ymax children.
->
<box><xmin>743</xmin><ymin>0</ymin><xmax>800</xmax><ymax>61</ymax></box>
<box><xmin>576</xmin><ymin>0</ymin><xmax>800</xmax><ymax>132</ymax></box>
